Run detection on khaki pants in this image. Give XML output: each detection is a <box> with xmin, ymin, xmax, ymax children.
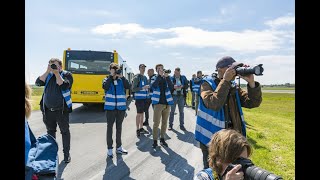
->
<box><xmin>152</xmin><ymin>104</ymin><xmax>170</xmax><ymax>140</ymax></box>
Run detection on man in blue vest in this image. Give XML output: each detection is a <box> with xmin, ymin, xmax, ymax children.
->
<box><xmin>132</xmin><ymin>64</ymin><xmax>150</xmax><ymax>137</ymax></box>
<box><xmin>168</xmin><ymin>67</ymin><xmax>189</xmax><ymax>131</ymax></box>
<box><xmin>194</xmin><ymin>71</ymin><xmax>203</xmax><ymax>115</ymax></box>
<box><xmin>195</xmin><ymin>56</ymin><xmax>262</xmax><ymax>169</ymax></box>
<box><xmin>151</xmin><ymin>64</ymin><xmax>174</xmax><ymax>148</ymax></box>
<box><xmin>35</xmin><ymin>58</ymin><xmax>73</xmax><ymax>163</ymax></box>
<box><xmin>103</xmin><ymin>63</ymin><xmax>130</xmax><ymax>158</ymax></box>
<box><xmin>143</xmin><ymin>68</ymin><xmax>156</xmax><ymax>126</ymax></box>
<box><xmin>189</xmin><ymin>74</ymin><xmax>197</xmax><ymax>109</ymax></box>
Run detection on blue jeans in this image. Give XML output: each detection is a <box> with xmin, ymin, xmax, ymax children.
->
<box><xmin>169</xmin><ymin>95</ymin><xmax>185</xmax><ymax>127</ymax></box>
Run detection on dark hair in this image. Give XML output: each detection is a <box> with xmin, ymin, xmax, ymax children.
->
<box><xmin>155</xmin><ymin>64</ymin><xmax>164</xmax><ymax>70</ymax></box>
<box><xmin>109</xmin><ymin>62</ymin><xmax>120</xmax><ymax>70</ymax></box>
<box><xmin>175</xmin><ymin>67</ymin><xmax>181</xmax><ymax>71</ymax></box>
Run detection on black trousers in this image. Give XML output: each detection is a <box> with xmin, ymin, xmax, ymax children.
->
<box><xmin>199</xmin><ymin>142</ymin><xmax>209</xmax><ymax>169</ymax></box>
<box><xmin>144</xmin><ymin>98</ymin><xmax>152</xmax><ymax>122</ymax></box>
<box><xmin>43</xmin><ymin>109</ymin><xmax>70</xmax><ymax>157</ymax></box>
<box><xmin>106</xmin><ymin>110</ymin><xmax>125</xmax><ymax>149</ymax></box>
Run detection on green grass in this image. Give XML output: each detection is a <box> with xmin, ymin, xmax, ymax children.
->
<box><xmin>30</xmin><ymin>86</ymin><xmax>43</xmax><ymax>111</ymax></box>
<box><xmin>186</xmin><ymin>92</ymin><xmax>294</xmax><ymax>179</ymax></box>
<box><xmin>262</xmin><ymin>87</ymin><xmax>295</xmax><ymax>90</ymax></box>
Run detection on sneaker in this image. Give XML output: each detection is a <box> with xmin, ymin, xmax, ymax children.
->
<box><xmin>107</xmin><ymin>149</ymin><xmax>113</xmax><ymax>158</ymax></box>
<box><xmin>136</xmin><ymin>129</ymin><xmax>140</xmax><ymax>137</ymax></box>
<box><xmin>152</xmin><ymin>140</ymin><xmax>158</xmax><ymax>148</ymax></box>
<box><xmin>116</xmin><ymin>146</ymin><xmax>128</xmax><ymax>155</ymax></box>
<box><xmin>139</xmin><ymin>128</ymin><xmax>149</xmax><ymax>134</ymax></box>
<box><xmin>143</xmin><ymin>121</ymin><xmax>149</xmax><ymax>126</ymax></box>
<box><xmin>64</xmin><ymin>154</ymin><xmax>71</xmax><ymax>163</ymax></box>
<box><xmin>180</xmin><ymin>126</ymin><xmax>186</xmax><ymax>131</ymax></box>
<box><xmin>168</xmin><ymin>125</ymin><xmax>173</xmax><ymax>130</ymax></box>
<box><xmin>160</xmin><ymin>138</ymin><xmax>168</xmax><ymax>147</ymax></box>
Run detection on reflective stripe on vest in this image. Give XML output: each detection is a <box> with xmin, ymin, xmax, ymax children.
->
<box><xmin>44</xmin><ymin>71</ymin><xmax>72</xmax><ymax>109</ymax></box>
<box><xmin>104</xmin><ymin>79</ymin><xmax>127</xmax><ymax>110</ymax></box>
<box><xmin>195</xmin><ymin>76</ymin><xmax>246</xmax><ymax>146</ymax></box>
<box><xmin>151</xmin><ymin>76</ymin><xmax>173</xmax><ymax>105</ymax></box>
<box><xmin>134</xmin><ymin>76</ymin><xmax>149</xmax><ymax>100</ymax></box>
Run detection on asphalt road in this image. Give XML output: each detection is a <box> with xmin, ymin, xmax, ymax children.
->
<box><xmin>28</xmin><ymin>103</ymin><xmax>203</xmax><ymax>180</ymax></box>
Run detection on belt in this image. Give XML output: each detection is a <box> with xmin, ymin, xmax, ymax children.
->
<box><xmin>47</xmin><ymin>107</ymin><xmax>64</xmax><ymax>111</ymax></box>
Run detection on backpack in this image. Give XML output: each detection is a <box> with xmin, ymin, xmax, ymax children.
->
<box><xmin>25</xmin><ymin>124</ymin><xmax>59</xmax><ymax>180</ymax></box>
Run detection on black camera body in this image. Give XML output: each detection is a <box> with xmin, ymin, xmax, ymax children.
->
<box><xmin>116</xmin><ymin>69</ymin><xmax>122</xmax><ymax>75</ymax></box>
<box><xmin>224</xmin><ymin>157</ymin><xmax>282</xmax><ymax>180</ymax></box>
<box><xmin>234</xmin><ymin>64</ymin><xmax>264</xmax><ymax>76</ymax></box>
<box><xmin>163</xmin><ymin>69</ymin><xmax>171</xmax><ymax>74</ymax></box>
<box><xmin>51</xmin><ymin>64</ymin><xmax>57</xmax><ymax>70</ymax></box>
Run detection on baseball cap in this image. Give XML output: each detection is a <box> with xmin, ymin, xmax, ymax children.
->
<box><xmin>216</xmin><ymin>56</ymin><xmax>242</xmax><ymax>70</ymax></box>
<box><xmin>139</xmin><ymin>64</ymin><xmax>146</xmax><ymax>68</ymax></box>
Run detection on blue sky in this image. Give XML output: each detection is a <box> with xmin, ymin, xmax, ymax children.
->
<box><xmin>26</xmin><ymin>0</ymin><xmax>295</xmax><ymax>85</ymax></box>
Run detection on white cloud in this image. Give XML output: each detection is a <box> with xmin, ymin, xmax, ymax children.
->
<box><xmin>92</xmin><ymin>23</ymin><xmax>292</xmax><ymax>52</ymax></box>
<box><xmin>265</xmin><ymin>15</ymin><xmax>295</xmax><ymax>29</ymax></box>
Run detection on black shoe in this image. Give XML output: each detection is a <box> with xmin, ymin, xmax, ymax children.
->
<box><xmin>143</xmin><ymin>121</ymin><xmax>149</xmax><ymax>126</ymax></box>
<box><xmin>168</xmin><ymin>125</ymin><xmax>173</xmax><ymax>130</ymax></box>
<box><xmin>139</xmin><ymin>128</ymin><xmax>149</xmax><ymax>134</ymax></box>
<box><xmin>152</xmin><ymin>140</ymin><xmax>158</xmax><ymax>148</ymax></box>
<box><xmin>160</xmin><ymin>138</ymin><xmax>168</xmax><ymax>147</ymax></box>
<box><xmin>136</xmin><ymin>129</ymin><xmax>140</xmax><ymax>137</ymax></box>
<box><xmin>180</xmin><ymin>126</ymin><xmax>186</xmax><ymax>131</ymax></box>
<box><xmin>64</xmin><ymin>155</ymin><xmax>71</xmax><ymax>163</ymax></box>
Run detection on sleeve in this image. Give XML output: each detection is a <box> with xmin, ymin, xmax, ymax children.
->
<box><xmin>151</xmin><ymin>75</ymin><xmax>161</xmax><ymax>89</ymax></box>
<box><xmin>239</xmin><ymin>81</ymin><xmax>262</xmax><ymax>108</ymax></box>
<box><xmin>102</xmin><ymin>76</ymin><xmax>113</xmax><ymax>91</ymax></box>
<box><xmin>35</xmin><ymin>77</ymin><xmax>45</xmax><ymax>86</ymax></box>
<box><xmin>132</xmin><ymin>75</ymin><xmax>142</xmax><ymax>92</ymax></box>
<box><xmin>200</xmin><ymin>79</ymin><xmax>232</xmax><ymax>111</ymax></box>
<box><xmin>60</xmin><ymin>72</ymin><xmax>73</xmax><ymax>90</ymax></box>
<box><xmin>122</xmin><ymin>77</ymin><xmax>130</xmax><ymax>89</ymax></box>
<box><xmin>166</xmin><ymin>76</ymin><xmax>174</xmax><ymax>91</ymax></box>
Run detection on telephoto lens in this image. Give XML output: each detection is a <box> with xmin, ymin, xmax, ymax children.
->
<box><xmin>235</xmin><ymin>64</ymin><xmax>264</xmax><ymax>76</ymax></box>
<box><xmin>51</xmin><ymin>64</ymin><xmax>57</xmax><ymax>69</ymax></box>
<box><xmin>164</xmin><ymin>69</ymin><xmax>171</xmax><ymax>74</ymax></box>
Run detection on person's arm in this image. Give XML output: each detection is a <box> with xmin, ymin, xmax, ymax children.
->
<box><xmin>151</xmin><ymin>75</ymin><xmax>161</xmax><ymax>89</ymax></box>
<box><xmin>132</xmin><ymin>75</ymin><xmax>142</xmax><ymax>92</ymax></box>
<box><xmin>201</xmin><ymin>80</ymin><xmax>231</xmax><ymax>111</ymax></box>
<box><xmin>183</xmin><ymin>76</ymin><xmax>189</xmax><ymax>89</ymax></box>
<box><xmin>166</xmin><ymin>76</ymin><xmax>174</xmax><ymax>91</ymax></box>
<box><xmin>35</xmin><ymin>77</ymin><xmax>46</xmax><ymax>86</ymax></box>
<box><xmin>238</xmin><ymin>81</ymin><xmax>262</xmax><ymax>108</ymax></box>
<box><xmin>102</xmin><ymin>76</ymin><xmax>113</xmax><ymax>91</ymax></box>
<box><xmin>59</xmin><ymin>72</ymin><xmax>73</xmax><ymax>90</ymax></box>
<box><xmin>121</xmin><ymin>77</ymin><xmax>130</xmax><ymax>89</ymax></box>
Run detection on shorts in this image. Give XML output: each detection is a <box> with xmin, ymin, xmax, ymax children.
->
<box><xmin>135</xmin><ymin>99</ymin><xmax>150</xmax><ymax>113</ymax></box>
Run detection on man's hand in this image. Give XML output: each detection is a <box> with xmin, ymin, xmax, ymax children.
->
<box><xmin>46</xmin><ymin>64</ymin><xmax>52</xmax><ymax>73</ymax></box>
<box><xmin>142</xmin><ymin>85</ymin><xmax>150</xmax><ymax>89</ymax></box>
<box><xmin>224</xmin><ymin>164</ymin><xmax>244</xmax><ymax>180</ymax></box>
<box><xmin>239</xmin><ymin>64</ymin><xmax>255</xmax><ymax>88</ymax></box>
<box><xmin>223</xmin><ymin>66</ymin><xmax>236</xmax><ymax>81</ymax></box>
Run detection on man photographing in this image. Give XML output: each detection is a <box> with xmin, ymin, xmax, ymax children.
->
<box><xmin>195</xmin><ymin>56</ymin><xmax>262</xmax><ymax>169</ymax></box>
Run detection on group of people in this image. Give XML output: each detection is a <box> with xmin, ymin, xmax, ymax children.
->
<box><xmin>27</xmin><ymin>55</ymin><xmax>263</xmax><ymax>180</ymax></box>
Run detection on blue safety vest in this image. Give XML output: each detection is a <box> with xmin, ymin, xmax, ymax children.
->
<box><xmin>148</xmin><ymin>74</ymin><xmax>157</xmax><ymax>98</ymax></box>
<box><xmin>104</xmin><ymin>78</ymin><xmax>127</xmax><ymax>110</ymax></box>
<box><xmin>151</xmin><ymin>75</ymin><xmax>174</xmax><ymax>105</ymax></box>
<box><xmin>44</xmin><ymin>71</ymin><xmax>72</xmax><ymax>109</ymax></box>
<box><xmin>195</xmin><ymin>76</ymin><xmax>246</xmax><ymax>146</ymax></box>
<box><xmin>192</xmin><ymin>79</ymin><xmax>200</xmax><ymax>94</ymax></box>
<box><xmin>134</xmin><ymin>75</ymin><xmax>149</xmax><ymax>100</ymax></box>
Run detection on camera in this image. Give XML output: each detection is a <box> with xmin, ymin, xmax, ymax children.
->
<box><xmin>224</xmin><ymin>157</ymin><xmax>283</xmax><ymax>180</ymax></box>
<box><xmin>116</xmin><ymin>69</ymin><xmax>122</xmax><ymax>74</ymax></box>
<box><xmin>163</xmin><ymin>69</ymin><xmax>171</xmax><ymax>74</ymax></box>
<box><xmin>234</xmin><ymin>64</ymin><xmax>264</xmax><ymax>76</ymax></box>
<box><xmin>51</xmin><ymin>64</ymin><xmax>57</xmax><ymax>70</ymax></box>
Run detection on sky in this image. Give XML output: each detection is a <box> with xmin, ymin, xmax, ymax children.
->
<box><xmin>26</xmin><ymin>0</ymin><xmax>295</xmax><ymax>85</ymax></box>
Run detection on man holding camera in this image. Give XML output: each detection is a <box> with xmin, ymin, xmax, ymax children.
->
<box><xmin>103</xmin><ymin>63</ymin><xmax>130</xmax><ymax>158</ymax></box>
<box><xmin>151</xmin><ymin>64</ymin><xmax>174</xmax><ymax>148</ymax></box>
<box><xmin>35</xmin><ymin>58</ymin><xmax>73</xmax><ymax>163</ymax></box>
<box><xmin>168</xmin><ymin>67</ymin><xmax>189</xmax><ymax>131</ymax></box>
<box><xmin>132</xmin><ymin>64</ymin><xmax>150</xmax><ymax>136</ymax></box>
<box><xmin>195</xmin><ymin>56</ymin><xmax>262</xmax><ymax>169</ymax></box>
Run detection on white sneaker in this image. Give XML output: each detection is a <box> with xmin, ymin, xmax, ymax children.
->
<box><xmin>107</xmin><ymin>149</ymin><xmax>113</xmax><ymax>158</ymax></box>
<box><xmin>116</xmin><ymin>146</ymin><xmax>128</xmax><ymax>155</ymax></box>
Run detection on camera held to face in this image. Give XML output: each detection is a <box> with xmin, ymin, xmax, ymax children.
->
<box><xmin>51</xmin><ymin>64</ymin><xmax>57</xmax><ymax>70</ymax></box>
<box><xmin>234</xmin><ymin>64</ymin><xmax>264</xmax><ymax>76</ymax></box>
<box><xmin>163</xmin><ymin>69</ymin><xmax>171</xmax><ymax>74</ymax></box>
<box><xmin>116</xmin><ymin>69</ymin><xmax>122</xmax><ymax>75</ymax></box>
<box><xmin>223</xmin><ymin>157</ymin><xmax>282</xmax><ymax>180</ymax></box>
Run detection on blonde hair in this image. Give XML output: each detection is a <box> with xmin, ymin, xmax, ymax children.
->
<box><xmin>208</xmin><ymin>129</ymin><xmax>252</xmax><ymax>174</ymax></box>
<box><xmin>25</xmin><ymin>82</ymin><xmax>32</xmax><ymax>118</ymax></box>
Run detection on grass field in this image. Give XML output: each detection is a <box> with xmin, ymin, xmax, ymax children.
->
<box><xmin>186</xmin><ymin>92</ymin><xmax>294</xmax><ymax>179</ymax></box>
<box><xmin>31</xmin><ymin>87</ymin><xmax>294</xmax><ymax>179</ymax></box>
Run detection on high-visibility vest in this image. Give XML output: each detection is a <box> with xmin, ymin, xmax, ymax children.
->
<box><xmin>104</xmin><ymin>78</ymin><xmax>127</xmax><ymax>110</ymax></box>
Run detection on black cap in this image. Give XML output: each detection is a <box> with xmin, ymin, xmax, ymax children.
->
<box><xmin>216</xmin><ymin>56</ymin><xmax>242</xmax><ymax>70</ymax></box>
<box><xmin>139</xmin><ymin>64</ymin><xmax>146</xmax><ymax>68</ymax></box>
